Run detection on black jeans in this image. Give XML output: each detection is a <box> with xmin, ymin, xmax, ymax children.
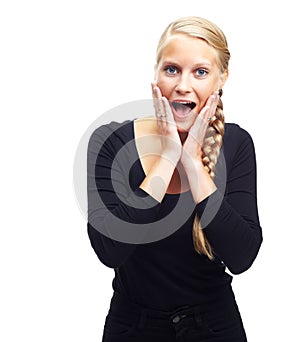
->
<box><xmin>102</xmin><ymin>290</ymin><xmax>247</xmax><ymax>342</ymax></box>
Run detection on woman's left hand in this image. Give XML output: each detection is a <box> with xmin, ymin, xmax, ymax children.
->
<box><xmin>180</xmin><ymin>91</ymin><xmax>219</xmax><ymax>203</ymax></box>
<box><xmin>181</xmin><ymin>91</ymin><xmax>219</xmax><ymax>171</ymax></box>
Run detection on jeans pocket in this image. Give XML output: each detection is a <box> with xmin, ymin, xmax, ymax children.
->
<box><xmin>201</xmin><ymin>302</ymin><xmax>246</xmax><ymax>339</ymax></box>
<box><xmin>103</xmin><ymin>311</ymin><xmax>137</xmax><ymax>338</ymax></box>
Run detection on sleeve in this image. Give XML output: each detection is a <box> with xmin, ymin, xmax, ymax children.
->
<box><xmin>195</xmin><ymin>126</ymin><xmax>263</xmax><ymax>274</ymax></box>
<box><xmin>87</xmin><ymin>122</ymin><xmax>160</xmax><ymax>269</ymax></box>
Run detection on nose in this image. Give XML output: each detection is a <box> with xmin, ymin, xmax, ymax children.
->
<box><xmin>175</xmin><ymin>74</ymin><xmax>192</xmax><ymax>94</ymax></box>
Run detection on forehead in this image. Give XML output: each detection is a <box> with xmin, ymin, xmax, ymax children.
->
<box><xmin>160</xmin><ymin>34</ymin><xmax>218</xmax><ymax>66</ymax></box>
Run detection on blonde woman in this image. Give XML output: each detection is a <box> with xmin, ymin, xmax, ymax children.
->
<box><xmin>87</xmin><ymin>16</ymin><xmax>262</xmax><ymax>342</ymax></box>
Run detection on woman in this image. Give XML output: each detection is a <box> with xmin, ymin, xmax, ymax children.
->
<box><xmin>87</xmin><ymin>16</ymin><xmax>262</xmax><ymax>341</ymax></box>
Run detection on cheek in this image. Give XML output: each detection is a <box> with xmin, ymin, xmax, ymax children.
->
<box><xmin>157</xmin><ymin>79</ymin><xmax>173</xmax><ymax>97</ymax></box>
<box><xmin>195</xmin><ymin>90</ymin><xmax>212</xmax><ymax>111</ymax></box>
<box><xmin>195</xmin><ymin>79</ymin><xmax>219</xmax><ymax>100</ymax></box>
<box><xmin>195</xmin><ymin>87</ymin><xmax>211</xmax><ymax>105</ymax></box>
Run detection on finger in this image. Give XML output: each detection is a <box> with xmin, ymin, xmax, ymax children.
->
<box><xmin>191</xmin><ymin>105</ymin><xmax>210</xmax><ymax>135</ymax></box>
<box><xmin>152</xmin><ymin>85</ymin><xmax>165</xmax><ymax>119</ymax></box>
<box><xmin>152</xmin><ymin>83</ymin><xmax>162</xmax><ymax>99</ymax></box>
<box><xmin>151</xmin><ymin>82</ymin><xmax>160</xmax><ymax>114</ymax></box>
<box><xmin>151</xmin><ymin>81</ymin><xmax>157</xmax><ymax>93</ymax></box>
<box><xmin>203</xmin><ymin>92</ymin><xmax>219</xmax><ymax>123</ymax></box>
<box><xmin>188</xmin><ymin>106</ymin><xmax>210</xmax><ymax>146</ymax></box>
<box><xmin>199</xmin><ymin>104</ymin><xmax>212</xmax><ymax>123</ymax></box>
<box><xmin>209</xmin><ymin>91</ymin><xmax>219</xmax><ymax>116</ymax></box>
<box><xmin>151</xmin><ymin>82</ymin><xmax>163</xmax><ymax>100</ymax></box>
<box><xmin>161</xmin><ymin>96</ymin><xmax>175</xmax><ymax>124</ymax></box>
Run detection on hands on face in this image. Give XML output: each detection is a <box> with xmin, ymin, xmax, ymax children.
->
<box><xmin>151</xmin><ymin>82</ymin><xmax>182</xmax><ymax>164</ymax></box>
<box><xmin>181</xmin><ymin>90</ymin><xmax>219</xmax><ymax>170</ymax></box>
<box><xmin>151</xmin><ymin>82</ymin><xmax>219</xmax><ymax>169</ymax></box>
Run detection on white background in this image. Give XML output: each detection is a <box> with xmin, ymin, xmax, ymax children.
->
<box><xmin>1</xmin><ymin>0</ymin><xmax>299</xmax><ymax>341</ymax></box>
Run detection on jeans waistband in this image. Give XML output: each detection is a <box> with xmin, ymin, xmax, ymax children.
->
<box><xmin>111</xmin><ymin>291</ymin><xmax>193</xmax><ymax>317</ymax></box>
<box><xmin>109</xmin><ymin>290</ymin><xmax>234</xmax><ymax>330</ymax></box>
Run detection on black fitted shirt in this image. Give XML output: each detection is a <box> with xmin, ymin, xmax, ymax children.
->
<box><xmin>87</xmin><ymin>120</ymin><xmax>262</xmax><ymax>311</ymax></box>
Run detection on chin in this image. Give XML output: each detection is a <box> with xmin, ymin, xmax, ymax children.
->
<box><xmin>176</xmin><ymin>123</ymin><xmax>186</xmax><ymax>133</ymax></box>
<box><xmin>176</xmin><ymin>124</ymin><xmax>190</xmax><ymax>133</ymax></box>
<box><xmin>175</xmin><ymin>117</ymin><xmax>196</xmax><ymax>133</ymax></box>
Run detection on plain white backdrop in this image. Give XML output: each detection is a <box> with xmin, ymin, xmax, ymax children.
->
<box><xmin>1</xmin><ymin>0</ymin><xmax>299</xmax><ymax>341</ymax></box>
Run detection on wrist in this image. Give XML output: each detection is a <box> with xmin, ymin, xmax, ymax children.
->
<box><xmin>161</xmin><ymin>148</ymin><xmax>182</xmax><ymax>166</ymax></box>
<box><xmin>181</xmin><ymin>156</ymin><xmax>203</xmax><ymax>173</ymax></box>
<box><xmin>181</xmin><ymin>159</ymin><xmax>217</xmax><ymax>203</ymax></box>
<box><xmin>139</xmin><ymin>156</ymin><xmax>177</xmax><ymax>203</ymax></box>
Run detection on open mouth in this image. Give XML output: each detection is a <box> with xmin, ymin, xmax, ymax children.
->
<box><xmin>171</xmin><ymin>101</ymin><xmax>196</xmax><ymax>118</ymax></box>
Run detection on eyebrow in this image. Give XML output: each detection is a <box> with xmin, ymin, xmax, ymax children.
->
<box><xmin>193</xmin><ymin>62</ymin><xmax>213</xmax><ymax>68</ymax></box>
<box><xmin>161</xmin><ymin>60</ymin><xmax>213</xmax><ymax>68</ymax></box>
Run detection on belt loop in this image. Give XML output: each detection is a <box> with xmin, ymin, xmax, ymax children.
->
<box><xmin>193</xmin><ymin>307</ymin><xmax>202</xmax><ymax>327</ymax></box>
<box><xmin>137</xmin><ymin>308</ymin><xmax>147</xmax><ymax>330</ymax></box>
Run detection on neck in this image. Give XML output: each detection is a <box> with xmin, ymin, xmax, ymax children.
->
<box><xmin>179</xmin><ymin>131</ymin><xmax>188</xmax><ymax>144</ymax></box>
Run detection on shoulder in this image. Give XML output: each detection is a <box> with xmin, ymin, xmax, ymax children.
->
<box><xmin>222</xmin><ymin>123</ymin><xmax>256</xmax><ymax>168</ymax></box>
<box><xmin>88</xmin><ymin>120</ymin><xmax>134</xmax><ymax>151</ymax></box>
<box><xmin>223</xmin><ymin>123</ymin><xmax>255</xmax><ymax>152</ymax></box>
<box><xmin>87</xmin><ymin>120</ymin><xmax>134</xmax><ymax>162</ymax></box>
<box><xmin>89</xmin><ymin>119</ymin><xmax>133</xmax><ymax>142</ymax></box>
<box><xmin>224</xmin><ymin>123</ymin><xmax>253</xmax><ymax>143</ymax></box>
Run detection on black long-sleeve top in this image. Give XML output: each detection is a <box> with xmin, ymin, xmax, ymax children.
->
<box><xmin>87</xmin><ymin>120</ymin><xmax>262</xmax><ymax>310</ymax></box>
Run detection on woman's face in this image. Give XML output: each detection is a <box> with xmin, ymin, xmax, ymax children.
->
<box><xmin>156</xmin><ymin>34</ymin><xmax>228</xmax><ymax>132</ymax></box>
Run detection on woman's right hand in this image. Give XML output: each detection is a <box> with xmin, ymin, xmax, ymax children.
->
<box><xmin>138</xmin><ymin>83</ymin><xmax>181</xmax><ymax>202</ymax></box>
<box><xmin>151</xmin><ymin>82</ymin><xmax>182</xmax><ymax>164</ymax></box>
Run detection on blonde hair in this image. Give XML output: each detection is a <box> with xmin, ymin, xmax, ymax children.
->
<box><xmin>156</xmin><ymin>16</ymin><xmax>230</xmax><ymax>259</ymax></box>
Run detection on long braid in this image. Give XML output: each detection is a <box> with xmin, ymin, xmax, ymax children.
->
<box><xmin>155</xmin><ymin>16</ymin><xmax>230</xmax><ymax>257</ymax></box>
<box><xmin>192</xmin><ymin>92</ymin><xmax>225</xmax><ymax>259</ymax></box>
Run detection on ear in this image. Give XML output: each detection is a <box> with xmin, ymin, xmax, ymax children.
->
<box><xmin>219</xmin><ymin>69</ymin><xmax>229</xmax><ymax>89</ymax></box>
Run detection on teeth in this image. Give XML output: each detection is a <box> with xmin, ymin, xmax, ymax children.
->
<box><xmin>172</xmin><ymin>101</ymin><xmax>196</xmax><ymax>110</ymax></box>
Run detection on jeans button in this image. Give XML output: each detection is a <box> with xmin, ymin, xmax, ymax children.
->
<box><xmin>172</xmin><ymin>315</ymin><xmax>181</xmax><ymax>323</ymax></box>
<box><xmin>172</xmin><ymin>314</ymin><xmax>186</xmax><ymax>323</ymax></box>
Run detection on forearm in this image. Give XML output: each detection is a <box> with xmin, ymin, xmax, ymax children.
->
<box><xmin>184</xmin><ymin>159</ymin><xmax>217</xmax><ymax>204</ymax></box>
<box><xmin>195</xmin><ymin>191</ymin><xmax>262</xmax><ymax>274</ymax></box>
<box><xmin>87</xmin><ymin>122</ymin><xmax>163</xmax><ymax>268</ymax></box>
<box><xmin>194</xmin><ymin>126</ymin><xmax>263</xmax><ymax>274</ymax></box>
<box><xmin>139</xmin><ymin>156</ymin><xmax>178</xmax><ymax>202</ymax></box>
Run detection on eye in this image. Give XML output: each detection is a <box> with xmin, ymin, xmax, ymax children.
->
<box><xmin>195</xmin><ymin>68</ymin><xmax>208</xmax><ymax>77</ymax></box>
<box><xmin>164</xmin><ymin>65</ymin><xmax>178</xmax><ymax>75</ymax></box>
